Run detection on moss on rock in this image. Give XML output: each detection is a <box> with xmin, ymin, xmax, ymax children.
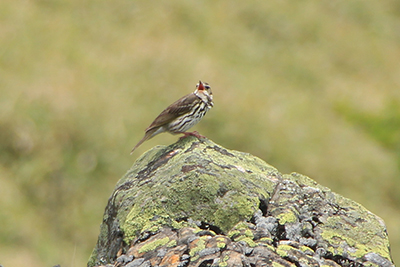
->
<box><xmin>89</xmin><ymin>137</ymin><xmax>279</xmax><ymax>264</ymax></box>
<box><xmin>89</xmin><ymin>137</ymin><xmax>394</xmax><ymax>267</ymax></box>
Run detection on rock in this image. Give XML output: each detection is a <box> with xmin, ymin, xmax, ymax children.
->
<box><xmin>88</xmin><ymin>137</ymin><xmax>394</xmax><ymax>267</ymax></box>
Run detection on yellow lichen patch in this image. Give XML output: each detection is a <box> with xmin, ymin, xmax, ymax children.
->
<box><xmin>234</xmin><ymin>236</ymin><xmax>257</xmax><ymax>247</ymax></box>
<box><xmin>189</xmin><ymin>237</ymin><xmax>207</xmax><ymax>258</ymax></box>
<box><xmin>277</xmin><ymin>211</ymin><xmax>297</xmax><ymax>225</ymax></box>
<box><xmin>321</xmin><ymin>229</ymin><xmax>390</xmax><ymax>260</ymax></box>
<box><xmin>276</xmin><ymin>244</ymin><xmax>293</xmax><ymax>258</ymax></box>
<box><xmin>227</xmin><ymin>230</ymin><xmax>241</xmax><ymax>239</ymax></box>
<box><xmin>167</xmin><ymin>239</ymin><xmax>177</xmax><ymax>247</ymax></box>
<box><xmin>138</xmin><ymin>236</ymin><xmax>170</xmax><ymax>254</ymax></box>
<box><xmin>217</xmin><ymin>241</ymin><xmax>227</xmax><ymax>249</ymax></box>
<box><xmin>300</xmin><ymin>245</ymin><xmax>314</xmax><ymax>254</ymax></box>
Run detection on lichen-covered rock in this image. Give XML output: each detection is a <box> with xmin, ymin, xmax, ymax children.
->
<box><xmin>88</xmin><ymin>137</ymin><xmax>394</xmax><ymax>267</ymax></box>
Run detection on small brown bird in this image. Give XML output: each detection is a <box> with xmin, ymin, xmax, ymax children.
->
<box><xmin>130</xmin><ymin>81</ymin><xmax>214</xmax><ymax>154</ymax></box>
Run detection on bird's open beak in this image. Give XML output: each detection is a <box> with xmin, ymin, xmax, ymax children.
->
<box><xmin>198</xmin><ymin>80</ymin><xmax>204</xmax><ymax>90</ymax></box>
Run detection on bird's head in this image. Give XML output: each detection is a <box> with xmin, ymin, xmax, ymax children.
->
<box><xmin>195</xmin><ymin>80</ymin><xmax>213</xmax><ymax>107</ymax></box>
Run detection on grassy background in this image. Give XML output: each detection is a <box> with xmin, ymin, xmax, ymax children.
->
<box><xmin>1</xmin><ymin>0</ymin><xmax>400</xmax><ymax>266</ymax></box>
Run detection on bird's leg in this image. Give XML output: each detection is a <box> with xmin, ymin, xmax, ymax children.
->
<box><xmin>178</xmin><ymin>131</ymin><xmax>205</xmax><ymax>140</ymax></box>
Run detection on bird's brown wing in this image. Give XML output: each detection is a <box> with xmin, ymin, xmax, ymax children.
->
<box><xmin>145</xmin><ymin>93</ymin><xmax>200</xmax><ymax>133</ymax></box>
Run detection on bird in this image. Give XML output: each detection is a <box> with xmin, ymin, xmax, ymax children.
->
<box><xmin>130</xmin><ymin>81</ymin><xmax>214</xmax><ymax>154</ymax></box>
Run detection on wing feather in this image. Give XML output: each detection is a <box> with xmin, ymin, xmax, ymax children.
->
<box><xmin>145</xmin><ymin>93</ymin><xmax>200</xmax><ymax>133</ymax></box>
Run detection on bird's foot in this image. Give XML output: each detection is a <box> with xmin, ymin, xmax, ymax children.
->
<box><xmin>178</xmin><ymin>131</ymin><xmax>205</xmax><ymax>140</ymax></box>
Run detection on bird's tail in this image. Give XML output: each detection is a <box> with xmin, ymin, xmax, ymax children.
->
<box><xmin>130</xmin><ymin>134</ymin><xmax>151</xmax><ymax>154</ymax></box>
<box><xmin>130</xmin><ymin>128</ymin><xmax>159</xmax><ymax>154</ymax></box>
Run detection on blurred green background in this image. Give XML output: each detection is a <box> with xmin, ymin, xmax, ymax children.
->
<box><xmin>1</xmin><ymin>0</ymin><xmax>400</xmax><ymax>266</ymax></box>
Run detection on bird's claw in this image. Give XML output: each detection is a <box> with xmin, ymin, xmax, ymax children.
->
<box><xmin>179</xmin><ymin>131</ymin><xmax>205</xmax><ymax>140</ymax></box>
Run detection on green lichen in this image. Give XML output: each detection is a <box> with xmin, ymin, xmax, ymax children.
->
<box><xmin>213</xmin><ymin>194</ymin><xmax>260</xmax><ymax>233</ymax></box>
<box><xmin>244</xmin><ymin>229</ymin><xmax>254</xmax><ymax>238</ymax></box>
<box><xmin>193</xmin><ymin>227</ymin><xmax>202</xmax><ymax>234</ymax></box>
<box><xmin>277</xmin><ymin>211</ymin><xmax>297</xmax><ymax>224</ymax></box>
<box><xmin>276</xmin><ymin>244</ymin><xmax>292</xmax><ymax>257</ymax></box>
<box><xmin>257</xmin><ymin>240</ymin><xmax>275</xmax><ymax>252</ymax></box>
<box><xmin>234</xmin><ymin>222</ymin><xmax>251</xmax><ymax>230</ymax></box>
<box><xmin>264</xmin><ymin>243</ymin><xmax>276</xmax><ymax>252</ymax></box>
<box><xmin>116</xmin><ymin>138</ymin><xmax>279</xmax><ymax>245</ymax></box>
<box><xmin>167</xmin><ymin>239</ymin><xmax>177</xmax><ymax>247</ymax></box>
<box><xmin>90</xmin><ymin>138</ymin><xmax>394</xmax><ymax>267</ymax></box>
<box><xmin>300</xmin><ymin>245</ymin><xmax>314</xmax><ymax>254</ymax></box>
<box><xmin>216</xmin><ymin>237</ymin><xmax>228</xmax><ymax>249</ymax></box>
<box><xmin>138</xmin><ymin>236</ymin><xmax>170</xmax><ymax>254</ymax></box>
<box><xmin>217</xmin><ymin>242</ymin><xmax>226</xmax><ymax>249</ymax></box>
<box><xmin>228</xmin><ymin>222</ymin><xmax>254</xmax><ymax>240</ymax></box>
<box><xmin>218</xmin><ymin>254</ymin><xmax>230</xmax><ymax>267</ymax></box>
<box><xmin>235</xmin><ymin>236</ymin><xmax>257</xmax><ymax>247</ymax></box>
<box><xmin>228</xmin><ymin>222</ymin><xmax>257</xmax><ymax>247</ymax></box>
<box><xmin>123</xmin><ymin>211</ymin><xmax>173</xmax><ymax>243</ymax></box>
<box><xmin>321</xmin><ymin>227</ymin><xmax>390</xmax><ymax>260</ymax></box>
<box><xmin>189</xmin><ymin>237</ymin><xmax>206</xmax><ymax>258</ymax></box>
<box><xmin>227</xmin><ymin>230</ymin><xmax>241</xmax><ymax>239</ymax></box>
<box><xmin>191</xmin><ymin>255</ymin><xmax>199</xmax><ymax>262</ymax></box>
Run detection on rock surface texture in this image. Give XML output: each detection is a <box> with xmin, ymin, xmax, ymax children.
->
<box><xmin>88</xmin><ymin>137</ymin><xmax>394</xmax><ymax>267</ymax></box>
